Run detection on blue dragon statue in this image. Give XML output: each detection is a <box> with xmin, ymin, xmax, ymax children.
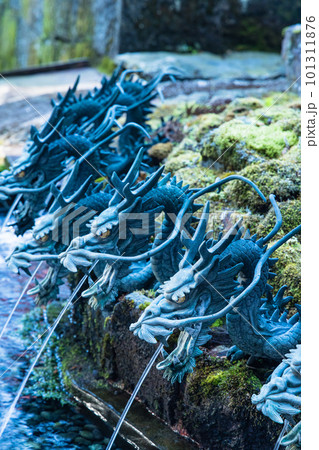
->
<box><xmin>57</xmin><ymin>155</ymin><xmax>266</xmax><ymax>310</ymax></box>
<box><xmin>252</xmin><ymin>344</ymin><xmax>301</xmax><ymax>448</ymax></box>
<box><xmin>0</xmin><ymin>112</ymin><xmax>150</xmax><ymax>235</ymax></box>
<box><xmin>130</xmin><ymin>198</ymin><xmax>301</xmax><ymax>383</ymax></box>
<box><xmin>57</xmin><ymin>148</ymin><xmax>198</xmax><ymax>308</ymax></box>
<box><xmin>0</xmin><ymin>69</ymin><xmax>170</xmax><ymax>234</ymax></box>
<box><xmin>6</xmin><ymin>162</ymin><xmax>114</xmax><ymax>304</ymax></box>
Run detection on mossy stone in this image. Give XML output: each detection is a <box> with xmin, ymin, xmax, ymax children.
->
<box><xmin>165</xmin><ymin>138</ymin><xmax>202</xmax><ymax>172</ymax></box>
<box><xmin>251</xmin><ymin>105</ymin><xmax>301</xmax><ymax>136</ymax></box>
<box><xmin>256</xmin><ymin>199</ymin><xmax>301</xmax><ymax>240</ymax></box>
<box><xmin>187</xmin><ymin>113</ymin><xmax>223</xmax><ymax>141</ymax></box>
<box><xmin>188</xmin><ymin>356</ymin><xmax>262</xmax><ymax>408</ymax></box>
<box><xmin>148</xmin><ymin>142</ymin><xmax>173</xmax><ymax>160</ymax></box>
<box><xmin>223</xmin><ymin>96</ymin><xmax>264</xmax><ymax>120</ymax></box>
<box><xmin>173</xmin><ymin>166</ymin><xmax>216</xmax><ymax>190</ymax></box>
<box><xmin>224</xmin><ymin>159</ymin><xmax>300</xmax><ymax>212</ymax></box>
<box><xmin>201</xmin><ymin>118</ymin><xmax>298</xmax><ymax>170</ymax></box>
<box><xmin>271</xmin><ymin>237</ymin><xmax>301</xmax><ymax>306</ymax></box>
<box><xmin>98</xmin><ymin>56</ymin><xmax>117</xmax><ymax>75</ymax></box>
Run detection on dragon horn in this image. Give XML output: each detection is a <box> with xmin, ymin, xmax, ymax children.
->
<box><xmin>109</xmin><ymin>62</ymin><xmax>124</xmax><ymax>85</ymax></box>
<box><xmin>92</xmin><ymin>104</ymin><xmax>128</xmax><ymax>141</ymax></box>
<box><xmin>118</xmin><ymin>69</ymin><xmax>143</xmax><ymax>85</ymax></box>
<box><xmin>109</xmin><ymin>147</ymin><xmax>146</xmax><ymax>206</ymax></box>
<box><xmin>132</xmin><ymin>165</ymin><xmax>165</xmax><ymax>197</ymax></box>
<box><xmin>39</xmin><ymin>105</ymin><xmax>63</xmax><ymax>138</ymax></box>
<box><xmin>179</xmin><ymin>201</ymin><xmax>210</xmax><ymax>268</ymax></box>
<box><xmin>30</xmin><ymin>125</ymin><xmax>38</xmax><ymax>139</ymax></box>
<box><xmin>112</xmin><ymin>161</ymin><xmax>164</xmax><ymax>211</ymax></box>
<box><xmin>49</xmin><ymin>162</ymin><xmax>92</xmax><ymax>211</ymax></box>
<box><xmin>190</xmin><ymin>175</ymin><xmax>267</xmax><ymax>203</ymax></box>
<box><xmin>81</xmin><ymin>90</ymin><xmax>121</xmax><ymax>134</ymax></box>
<box><xmin>257</xmin><ymin>194</ymin><xmax>283</xmax><ymax>246</ymax></box>
<box><xmin>71</xmin><ymin>75</ymin><xmax>80</xmax><ymax>93</ymax></box>
<box><xmin>33</xmin><ymin>117</ymin><xmax>64</xmax><ymax>147</ymax></box>
<box><xmin>167</xmin><ymin>224</ymin><xmax>301</xmax><ymax>328</ymax></box>
<box><xmin>206</xmin><ymin>218</ymin><xmax>243</xmax><ymax>257</ymax></box>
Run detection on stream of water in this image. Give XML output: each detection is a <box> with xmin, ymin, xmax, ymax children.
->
<box><xmin>0</xmin><ymin>221</ymin><xmax>122</xmax><ymax>450</ymax></box>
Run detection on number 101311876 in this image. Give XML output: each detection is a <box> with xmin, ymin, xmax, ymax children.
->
<box><xmin>305</xmin><ymin>16</ymin><xmax>316</xmax><ymax>86</ymax></box>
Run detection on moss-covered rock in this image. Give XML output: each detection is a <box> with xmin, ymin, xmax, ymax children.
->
<box><xmin>148</xmin><ymin>142</ymin><xmax>173</xmax><ymax>160</ymax></box>
<box><xmin>186</xmin><ymin>113</ymin><xmax>223</xmax><ymax>141</ymax></box>
<box><xmin>223</xmin><ymin>96</ymin><xmax>264</xmax><ymax>121</ymax></box>
<box><xmin>271</xmin><ymin>237</ymin><xmax>301</xmax><ymax>307</ymax></box>
<box><xmin>263</xmin><ymin>91</ymin><xmax>300</xmax><ymax>108</ymax></box>
<box><xmin>173</xmin><ymin>166</ymin><xmax>217</xmax><ymax>190</ymax></box>
<box><xmin>165</xmin><ymin>138</ymin><xmax>202</xmax><ymax>172</ymax></box>
<box><xmin>252</xmin><ymin>105</ymin><xmax>301</xmax><ymax>136</ymax></box>
<box><xmin>189</xmin><ymin>357</ymin><xmax>262</xmax><ymax>403</ymax></box>
<box><xmin>182</xmin><ymin>354</ymin><xmax>279</xmax><ymax>448</ymax></box>
<box><xmin>201</xmin><ymin>118</ymin><xmax>298</xmax><ymax>170</ymax></box>
<box><xmin>256</xmin><ymin>199</ymin><xmax>301</xmax><ymax>240</ymax></box>
<box><xmin>224</xmin><ymin>159</ymin><xmax>301</xmax><ymax>212</ymax></box>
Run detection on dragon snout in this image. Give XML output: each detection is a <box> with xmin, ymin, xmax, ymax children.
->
<box><xmin>130</xmin><ymin>303</ymin><xmax>173</xmax><ymax>344</ymax></box>
<box><xmin>0</xmin><ymin>188</ymin><xmax>10</xmax><ymax>201</ymax></box>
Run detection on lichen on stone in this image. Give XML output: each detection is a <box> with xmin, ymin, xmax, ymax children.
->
<box><xmin>200</xmin><ymin>118</ymin><xmax>298</xmax><ymax>170</ymax></box>
<box><xmin>271</xmin><ymin>236</ymin><xmax>301</xmax><ymax>307</ymax></box>
<box><xmin>224</xmin><ymin>159</ymin><xmax>300</xmax><ymax>213</ymax></box>
<box><xmin>148</xmin><ymin>142</ymin><xmax>173</xmax><ymax>161</ymax></box>
<box><xmin>187</xmin><ymin>356</ymin><xmax>262</xmax><ymax>409</ymax></box>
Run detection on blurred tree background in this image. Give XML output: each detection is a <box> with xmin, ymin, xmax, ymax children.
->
<box><xmin>0</xmin><ymin>0</ymin><xmax>300</xmax><ymax>72</ymax></box>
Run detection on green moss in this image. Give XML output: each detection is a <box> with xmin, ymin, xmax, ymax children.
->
<box><xmin>21</xmin><ymin>306</ymin><xmax>70</xmax><ymax>404</ymax></box>
<box><xmin>101</xmin><ymin>333</ymin><xmax>112</xmax><ymax>368</ymax></box>
<box><xmin>0</xmin><ymin>153</ymin><xmax>9</xmax><ymax>172</ymax></box>
<box><xmin>138</xmin><ymin>301</ymin><xmax>151</xmax><ymax>311</ymax></box>
<box><xmin>224</xmin><ymin>97</ymin><xmax>264</xmax><ymax>119</ymax></box>
<box><xmin>187</xmin><ymin>113</ymin><xmax>223</xmax><ymax>141</ymax></box>
<box><xmin>256</xmin><ymin>200</ymin><xmax>301</xmax><ymax>240</ymax></box>
<box><xmin>263</xmin><ymin>92</ymin><xmax>300</xmax><ymax>108</ymax></box>
<box><xmin>147</xmin><ymin>102</ymin><xmax>187</xmax><ymax>130</ymax></box>
<box><xmin>46</xmin><ymin>301</ymin><xmax>69</xmax><ymax>328</ymax></box>
<box><xmin>201</xmin><ymin>118</ymin><xmax>298</xmax><ymax>170</ymax></box>
<box><xmin>98</xmin><ymin>56</ymin><xmax>117</xmax><ymax>75</ymax></box>
<box><xmin>103</xmin><ymin>316</ymin><xmax>111</xmax><ymax>328</ymax></box>
<box><xmin>271</xmin><ymin>237</ymin><xmax>301</xmax><ymax>306</ymax></box>
<box><xmin>188</xmin><ymin>357</ymin><xmax>262</xmax><ymax>412</ymax></box>
<box><xmin>173</xmin><ymin>166</ymin><xmax>216</xmax><ymax>192</ymax></box>
<box><xmin>165</xmin><ymin>148</ymin><xmax>202</xmax><ymax>173</ymax></box>
<box><xmin>225</xmin><ymin>159</ymin><xmax>300</xmax><ymax>212</ymax></box>
<box><xmin>0</xmin><ymin>9</ymin><xmax>17</xmax><ymax>70</ymax></box>
<box><xmin>251</xmin><ymin>105</ymin><xmax>301</xmax><ymax>136</ymax></box>
<box><xmin>210</xmin><ymin>318</ymin><xmax>225</xmax><ymax>328</ymax></box>
<box><xmin>43</xmin><ymin>0</ymin><xmax>55</xmax><ymax>36</ymax></box>
<box><xmin>136</xmin><ymin>288</ymin><xmax>156</xmax><ymax>299</ymax></box>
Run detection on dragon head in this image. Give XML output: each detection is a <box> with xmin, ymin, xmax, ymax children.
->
<box><xmin>252</xmin><ymin>345</ymin><xmax>301</xmax><ymax>423</ymax></box>
<box><xmin>60</xmin><ymin>148</ymin><xmax>165</xmax><ymax>270</ymax></box>
<box><xmin>130</xmin><ymin>203</ymin><xmax>244</xmax><ymax>343</ymax></box>
<box><xmin>6</xmin><ymin>163</ymin><xmax>93</xmax><ymax>273</ymax></box>
<box><xmin>0</xmin><ymin>119</ymin><xmax>66</xmax><ymax>202</ymax></box>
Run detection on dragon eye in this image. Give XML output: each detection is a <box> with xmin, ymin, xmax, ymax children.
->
<box><xmin>100</xmin><ymin>229</ymin><xmax>111</xmax><ymax>239</ymax></box>
<box><xmin>15</xmin><ymin>170</ymin><xmax>26</xmax><ymax>178</ymax></box>
<box><xmin>176</xmin><ymin>295</ymin><xmax>186</xmax><ymax>304</ymax></box>
<box><xmin>37</xmin><ymin>234</ymin><xmax>49</xmax><ymax>243</ymax></box>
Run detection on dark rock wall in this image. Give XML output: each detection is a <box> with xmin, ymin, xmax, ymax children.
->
<box><xmin>119</xmin><ymin>0</ymin><xmax>301</xmax><ymax>54</ymax></box>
